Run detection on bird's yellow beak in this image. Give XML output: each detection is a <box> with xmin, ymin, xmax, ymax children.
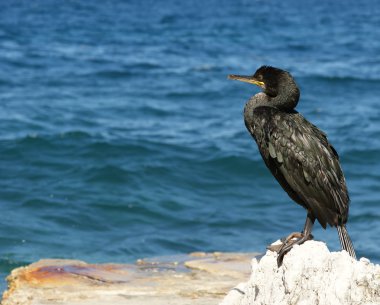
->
<box><xmin>228</xmin><ymin>74</ymin><xmax>265</xmax><ymax>87</ymax></box>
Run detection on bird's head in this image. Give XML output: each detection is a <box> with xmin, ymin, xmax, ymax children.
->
<box><xmin>228</xmin><ymin>66</ymin><xmax>300</xmax><ymax>110</ymax></box>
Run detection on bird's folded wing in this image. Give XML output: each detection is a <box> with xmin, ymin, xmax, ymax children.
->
<box><xmin>251</xmin><ymin>106</ymin><xmax>349</xmax><ymax>228</ymax></box>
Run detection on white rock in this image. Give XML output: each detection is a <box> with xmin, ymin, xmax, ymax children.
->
<box><xmin>220</xmin><ymin>240</ymin><xmax>380</xmax><ymax>305</ymax></box>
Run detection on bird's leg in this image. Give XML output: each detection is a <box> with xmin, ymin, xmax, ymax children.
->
<box><xmin>266</xmin><ymin>232</ymin><xmax>306</xmax><ymax>253</ymax></box>
<box><xmin>275</xmin><ymin>212</ymin><xmax>315</xmax><ymax>266</ymax></box>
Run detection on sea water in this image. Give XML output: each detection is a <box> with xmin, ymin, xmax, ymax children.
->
<box><xmin>0</xmin><ymin>0</ymin><xmax>380</xmax><ymax>291</ymax></box>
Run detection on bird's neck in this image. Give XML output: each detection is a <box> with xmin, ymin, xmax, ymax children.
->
<box><xmin>244</xmin><ymin>93</ymin><xmax>266</xmax><ymax>127</ymax></box>
<box><xmin>244</xmin><ymin>87</ymin><xmax>300</xmax><ymax>126</ymax></box>
<box><xmin>269</xmin><ymin>83</ymin><xmax>300</xmax><ymax>110</ymax></box>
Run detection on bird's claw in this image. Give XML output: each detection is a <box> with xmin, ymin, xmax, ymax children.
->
<box><xmin>267</xmin><ymin>232</ymin><xmax>314</xmax><ymax>267</ymax></box>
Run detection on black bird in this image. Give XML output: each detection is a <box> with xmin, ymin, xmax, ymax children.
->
<box><xmin>228</xmin><ymin>66</ymin><xmax>356</xmax><ymax>265</ymax></box>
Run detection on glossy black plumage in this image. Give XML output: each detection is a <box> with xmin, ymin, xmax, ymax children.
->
<box><xmin>229</xmin><ymin>66</ymin><xmax>356</xmax><ymax>261</ymax></box>
<box><xmin>247</xmin><ymin>107</ymin><xmax>348</xmax><ymax>228</ymax></box>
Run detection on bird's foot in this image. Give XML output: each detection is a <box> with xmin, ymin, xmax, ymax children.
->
<box><xmin>267</xmin><ymin>241</ymin><xmax>284</xmax><ymax>253</ymax></box>
<box><xmin>266</xmin><ymin>232</ymin><xmax>304</xmax><ymax>252</ymax></box>
<box><xmin>277</xmin><ymin>232</ymin><xmax>313</xmax><ymax>266</ymax></box>
<box><xmin>267</xmin><ymin>232</ymin><xmax>313</xmax><ymax>267</ymax></box>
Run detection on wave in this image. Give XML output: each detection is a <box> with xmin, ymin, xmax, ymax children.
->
<box><xmin>304</xmin><ymin>75</ymin><xmax>380</xmax><ymax>82</ymax></box>
<box><xmin>201</xmin><ymin>154</ymin><xmax>265</xmax><ymax>173</ymax></box>
<box><xmin>0</xmin><ymin>257</ymin><xmax>30</xmax><ymax>273</ymax></box>
<box><xmin>85</xmin><ymin>164</ymin><xmax>134</xmax><ymax>184</ymax></box>
<box><xmin>343</xmin><ymin>148</ymin><xmax>380</xmax><ymax>164</ymax></box>
<box><xmin>89</xmin><ymin>69</ymin><xmax>134</xmax><ymax>79</ymax></box>
<box><xmin>12</xmin><ymin>131</ymin><xmax>93</xmax><ymax>145</ymax></box>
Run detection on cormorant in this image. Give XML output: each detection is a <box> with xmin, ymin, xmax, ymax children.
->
<box><xmin>228</xmin><ymin>66</ymin><xmax>356</xmax><ymax>266</ymax></box>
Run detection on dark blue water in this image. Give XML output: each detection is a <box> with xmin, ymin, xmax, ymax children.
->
<box><xmin>1</xmin><ymin>0</ymin><xmax>380</xmax><ymax>291</ymax></box>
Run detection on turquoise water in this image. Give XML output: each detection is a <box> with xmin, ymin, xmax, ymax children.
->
<box><xmin>1</xmin><ymin>0</ymin><xmax>380</xmax><ymax>290</ymax></box>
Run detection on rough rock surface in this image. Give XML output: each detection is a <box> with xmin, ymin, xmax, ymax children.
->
<box><xmin>1</xmin><ymin>252</ymin><xmax>257</xmax><ymax>305</ymax></box>
<box><xmin>220</xmin><ymin>241</ymin><xmax>380</xmax><ymax>305</ymax></box>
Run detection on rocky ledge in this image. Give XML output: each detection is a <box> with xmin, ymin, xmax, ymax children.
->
<box><xmin>2</xmin><ymin>241</ymin><xmax>380</xmax><ymax>305</ymax></box>
<box><xmin>1</xmin><ymin>252</ymin><xmax>256</xmax><ymax>305</ymax></box>
<box><xmin>220</xmin><ymin>240</ymin><xmax>380</xmax><ymax>305</ymax></box>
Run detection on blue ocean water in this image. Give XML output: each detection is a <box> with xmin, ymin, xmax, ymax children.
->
<box><xmin>1</xmin><ymin>0</ymin><xmax>380</xmax><ymax>291</ymax></box>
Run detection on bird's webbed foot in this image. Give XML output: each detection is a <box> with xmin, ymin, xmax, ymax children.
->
<box><xmin>267</xmin><ymin>213</ymin><xmax>316</xmax><ymax>267</ymax></box>
<box><xmin>271</xmin><ymin>232</ymin><xmax>313</xmax><ymax>266</ymax></box>
<box><xmin>267</xmin><ymin>232</ymin><xmax>304</xmax><ymax>252</ymax></box>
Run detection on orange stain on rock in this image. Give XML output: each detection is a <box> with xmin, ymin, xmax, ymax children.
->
<box><xmin>22</xmin><ymin>265</ymin><xmax>89</xmax><ymax>287</ymax></box>
<box><xmin>19</xmin><ymin>264</ymin><xmax>130</xmax><ymax>287</ymax></box>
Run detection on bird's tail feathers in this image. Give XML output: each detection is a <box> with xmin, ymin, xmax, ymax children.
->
<box><xmin>337</xmin><ymin>225</ymin><xmax>356</xmax><ymax>259</ymax></box>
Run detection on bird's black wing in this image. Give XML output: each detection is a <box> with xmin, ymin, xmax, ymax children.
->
<box><xmin>248</xmin><ymin>106</ymin><xmax>349</xmax><ymax>228</ymax></box>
